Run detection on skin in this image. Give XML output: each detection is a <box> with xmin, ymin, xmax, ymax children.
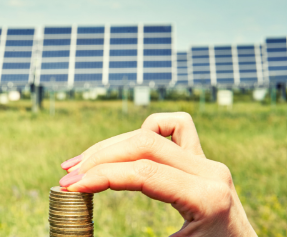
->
<box><xmin>63</xmin><ymin>112</ymin><xmax>257</xmax><ymax>237</ymax></box>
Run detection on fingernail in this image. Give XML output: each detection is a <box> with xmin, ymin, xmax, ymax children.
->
<box><xmin>59</xmin><ymin>169</ymin><xmax>84</xmax><ymax>187</ymax></box>
<box><xmin>61</xmin><ymin>155</ymin><xmax>83</xmax><ymax>170</ymax></box>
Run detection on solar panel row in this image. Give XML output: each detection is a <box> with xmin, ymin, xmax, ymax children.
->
<box><xmin>0</xmin><ymin>25</ymin><xmax>286</xmax><ymax>88</ymax></box>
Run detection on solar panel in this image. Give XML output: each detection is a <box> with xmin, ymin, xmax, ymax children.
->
<box><xmin>265</xmin><ymin>37</ymin><xmax>287</xmax><ymax>83</ymax></box>
<box><xmin>0</xmin><ymin>28</ymin><xmax>35</xmax><ymax>86</ymax></box>
<box><xmin>39</xmin><ymin>27</ymin><xmax>71</xmax><ymax>87</ymax></box>
<box><xmin>73</xmin><ymin>26</ymin><xmax>105</xmax><ymax>87</ymax></box>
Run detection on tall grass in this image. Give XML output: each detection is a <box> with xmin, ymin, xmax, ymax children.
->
<box><xmin>0</xmin><ymin>100</ymin><xmax>286</xmax><ymax>237</ymax></box>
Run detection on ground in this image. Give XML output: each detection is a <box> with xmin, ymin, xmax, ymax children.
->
<box><xmin>0</xmin><ymin>100</ymin><xmax>286</xmax><ymax>237</ymax></box>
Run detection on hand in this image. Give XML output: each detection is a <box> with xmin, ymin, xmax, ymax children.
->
<box><xmin>60</xmin><ymin>112</ymin><xmax>257</xmax><ymax>237</ymax></box>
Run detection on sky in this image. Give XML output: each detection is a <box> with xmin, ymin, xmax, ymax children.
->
<box><xmin>0</xmin><ymin>0</ymin><xmax>286</xmax><ymax>51</ymax></box>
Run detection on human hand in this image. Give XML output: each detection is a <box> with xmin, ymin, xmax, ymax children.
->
<box><xmin>60</xmin><ymin>112</ymin><xmax>257</xmax><ymax>237</ymax></box>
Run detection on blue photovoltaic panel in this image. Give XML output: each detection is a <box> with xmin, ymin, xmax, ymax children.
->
<box><xmin>110</xmin><ymin>38</ymin><xmax>137</xmax><ymax>45</ymax></box>
<box><xmin>240</xmin><ymin>78</ymin><xmax>257</xmax><ymax>82</ymax></box>
<box><xmin>144</xmin><ymin>61</ymin><xmax>171</xmax><ymax>68</ymax></box>
<box><xmin>268</xmin><ymin>66</ymin><xmax>287</xmax><ymax>71</ymax></box>
<box><xmin>215</xmin><ymin>54</ymin><xmax>232</xmax><ymax>58</ymax></box>
<box><xmin>75</xmin><ymin>62</ymin><xmax>103</xmax><ymax>69</ymax></box>
<box><xmin>143</xmin><ymin>73</ymin><xmax>172</xmax><ymax>80</ymax></box>
<box><xmin>7</xmin><ymin>29</ymin><xmax>34</xmax><ymax>35</ymax></box>
<box><xmin>237</xmin><ymin>46</ymin><xmax>254</xmax><ymax>50</ymax></box>
<box><xmin>217</xmin><ymin>78</ymin><xmax>234</xmax><ymax>83</ymax></box>
<box><xmin>1</xmin><ymin>74</ymin><xmax>29</xmax><ymax>81</ymax></box>
<box><xmin>238</xmin><ymin>62</ymin><xmax>256</xmax><ymax>65</ymax></box>
<box><xmin>74</xmin><ymin>74</ymin><xmax>102</xmax><ymax>81</ymax></box>
<box><xmin>3</xmin><ymin>63</ymin><xmax>30</xmax><ymax>69</ymax></box>
<box><xmin>77</xmin><ymin>39</ymin><xmax>104</xmax><ymax>45</ymax></box>
<box><xmin>78</xmin><ymin>27</ymin><xmax>104</xmax><ymax>34</ymax></box>
<box><xmin>144</xmin><ymin>49</ymin><xmax>171</xmax><ymax>56</ymax></box>
<box><xmin>6</xmin><ymin>40</ymin><xmax>33</xmax><ymax>47</ymax></box>
<box><xmin>110</xmin><ymin>50</ymin><xmax>137</xmax><ymax>56</ymax></box>
<box><xmin>44</xmin><ymin>27</ymin><xmax>71</xmax><ymax>34</ymax></box>
<box><xmin>177</xmin><ymin>52</ymin><xmax>187</xmax><ymax>55</ymax></box>
<box><xmin>144</xmin><ymin>38</ymin><xmax>171</xmax><ymax>44</ymax></box>
<box><xmin>239</xmin><ymin>69</ymin><xmax>257</xmax><ymax>73</ymax></box>
<box><xmin>109</xmin><ymin>73</ymin><xmax>137</xmax><ymax>80</ymax></box>
<box><xmin>193</xmin><ymin>71</ymin><xmax>210</xmax><ymax>74</ymax></box>
<box><xmin>4</xmin><ymin>51</ymin><xmax>32</xmax><ymax>58</ymax></box>
<box><xmin>192</xmin><ymin>55</ymin><xmax>209</xmax><ymax>59</ymax></box>
<box><xmin>268</xmin><ymin>57</ymin><xmax>287</xmax><ymax>61</ymax></box>
<box><xmin>76</xmin><ymin>50</ymin><xmax>103</xmax><ymax>57</ymax></box>
<box><xmin>110</xmin><ymin>26</ymin><xmax>137</xmax><ymax>33</ymax></box>
<box><xmin>193</xmin><ymin>79</ymin><xmax>211</xmax><ymax>84</ymax></box>
<box><xmin>214</xmin><ymin>46</ymin><xmax>232</xmax><ymax>50</ymax></box>
<box><xmin>267</xmin><ymin>48</ymin><xmax>287</xmax><ymax>52</ymax></box>
<box><xmin>266</xmin><ymin>38</ymin><xmax>286</xmax><ymax>43</ymax></box>
<box><xmin>193</xmin><ymin>63</ymin><xmax>210</xmax><ymax>66</ymax></box>
<box><xmin>42</xmin><ymin>51</ymin><xmax>70</xmax><ymax>57</ymax></box>
<box><xmin>41</xmin><ymin>62</ymin><xmax>69</xmax><ymax>69</ymax></box>
<box><xmin>40</xmin><ymin>74</ymin><xmax>68</xmax><ymax>81</ymax></box>
<box><xmin>44</xmin><ymin>39</ymin><xmax>71</xmax><ymax>46</ymax></box>
<box><xmin>109</xmin><ymin>61</ymin><xmax>137</xmax><ymax>68</ymax></box>
<box><xmin>144</xmin><ymin>26</ymin><xmax>171</xmax><ymax>33</ymax></box>
<box><xmin>192</xmin><ymin>47</ymin><xmax>209</xmax><ymax>51</ymax></box>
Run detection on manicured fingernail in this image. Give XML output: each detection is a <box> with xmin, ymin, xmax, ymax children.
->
<box><xmin>61</xmin><ymin>155</ymin><xmax>83</xmax><ymax>170</ymax></box>
<box><xmin>59</xmin><ymin>169</ymin><xmax>84</xmax><ymax>187</ymax></box>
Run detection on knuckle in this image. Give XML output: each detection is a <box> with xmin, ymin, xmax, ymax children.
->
<box><xmin>134</xmin><ymin>130</ymin><xmax>157</xmax><ymax>154</ymax></box>
<box><xmin>133</xmin><ymin>159</ymin><xmax>158</xmax><ymax>179</ymax></box>
<box><xmin>214</xmin><ymin>183</ymin><xmax>232</xmax><ymax>214</ymax></box>
<box><xmin>176</xmin><ymin>112</ymin><xmax>193</xmax><ymax>122</ymax></box>
<box><xmin>217</xmin><ymin>163</ymin><xmax>233</xmax><ymax>187</ymax></box>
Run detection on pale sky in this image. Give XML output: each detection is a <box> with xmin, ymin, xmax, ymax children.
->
<box><xmin>0</xmin><ymin>0</ymin><xmax>286</xmax><ymax>51</ymax></box>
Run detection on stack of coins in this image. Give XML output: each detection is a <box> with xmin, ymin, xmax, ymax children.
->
<box><xmin>49</xmin><ymin>186</ymin><xmax>94</xmax><ymax>237</ymax></box>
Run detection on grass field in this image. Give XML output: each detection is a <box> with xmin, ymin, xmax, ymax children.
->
<box><xmin>0</xmin><ymin>100</ymin><xmax>286</xmax><ymax>237</ymax></box>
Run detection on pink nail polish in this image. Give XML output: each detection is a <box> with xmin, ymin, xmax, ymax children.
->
<box><xmin>61</xmin><ymin>155</ymin><xmax>83</xmax><ymax>170</ymax></box>
<box><xmin>59</xmin><ymin>169</ymin><xmax>84</xmax><ymax>187</ymax></box>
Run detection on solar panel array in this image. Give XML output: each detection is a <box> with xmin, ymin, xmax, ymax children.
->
<box><xmin>0</xmin><ymin>25</ymin><xmax>286</xmax><ymax>88</ymax></box>
<box><xmin>185</xmin><ymin>45</ymin><xmax>265</xmax><ymax>86</ymax></box>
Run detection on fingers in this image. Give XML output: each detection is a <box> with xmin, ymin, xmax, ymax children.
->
<box><xmin>67</xmin><ymin>160</ymin><xmax>204</xmax><ymax>221</ymax></box>
<box><xmin>141</xmin><ymin>112</ymin><xmax>204</xmax><ymax>156</ymax></box>
<box><xmin>78</xmin><ymin>129</ymin><xmax>210</xmax><ymax>177</ymax></box>
<box><xmin>66</xmin><ymin>129</ymin><xmax>142</xmax><ymax>172</ymax></box>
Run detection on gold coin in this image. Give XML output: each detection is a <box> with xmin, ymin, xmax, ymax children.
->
<box><xmin>50</xmin><ymin>192</ymin><xmax>92</xmax><ymax>198</ymax></box>
<box><xmin>50</xmin><ymin>200</ymin><xmax>93</xmax><ymax>205</ymax></box>
<box><xmin>50</xmin><ymin>222</ymin><xmax>93</xmax><ymax>228</ymax></box>
<box><xmin>50</xmin><ymin>233</ymin><xmax>93</xmax><ymax>237</ymax></box>
<box><xmin>50</xmin><ymin>197</ymin><xmax>92</xmax><ymax>203</ymax></box>
<box><xmin>49</xmin><ymin>215</ymin><xmax>93</xmax><ymax>220</ymax></box>
<box><xmin>49</xmin><ymin>219</ymin><xmax>92</xmax><ymax>224</ymax></box>
<box><xmin>50</xmin><ymin>187</ymin><xmax>93</xmax><ymax>196</ymax></box>
<box><xmin>50</xmin><ymin>206</ymin><xmax>93</xmax><ymax>212</ymax></box>
<box><xmin>49</xmin><ymin>204</ymin><xmax>93</xmax><ymax>209</ymax></box>
<box><xmin>50</xmin><ymin>230</ymin><xmax>94</xmax><ymax>235</ymax></box>
<box><xmin>50</xmin><ymin>225</ymin><xmax>93</xmax><ymax>230</ymax></box>
<box><xmin>49</xmin><ymin>210</ymin><xmax>92</xmax><ymax>215</ymax></box>
<box><xmin>50</xmin><ymin>194</ymin><xmax>93</xmax><ymax>201</ymax></box>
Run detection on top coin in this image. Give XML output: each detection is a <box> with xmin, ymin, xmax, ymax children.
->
<box><xmin>50</xmin><ymin>187</ymin><xmax>93</xmax><ymax>196</ymax></box>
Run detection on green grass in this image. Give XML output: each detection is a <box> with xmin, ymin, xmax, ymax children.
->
<box><xmin>0</xmin><ymin>100</ymin><xmax>286</xmax><ymax>237</ymax></box>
